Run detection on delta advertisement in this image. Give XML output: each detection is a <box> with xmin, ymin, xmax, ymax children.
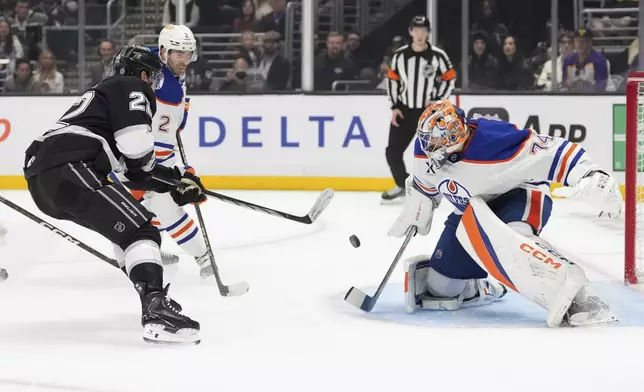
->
<box><xmin>0</xmin><ymin>94</ymin><xmax>629</xmax><ymax>190</ymax></box>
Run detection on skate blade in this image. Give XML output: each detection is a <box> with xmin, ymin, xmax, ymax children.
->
<box><xmin>380</xmin><ymin>197</ymin><xmax>405</xmax><ymax>206</ymax></box>
<box><xmin>568</xmin><ymin>316</ymin><xmax>619</xmax><ymax>327</ymax></box>
<box><xmin>567</xmin><ymin>308</ymin><xmax>620</xmax><ymax>327</ymax></box>
<box><xmin>143</xmin><ymin>324</ymin><xmax>200</xmax><ymax>345</ymax></box>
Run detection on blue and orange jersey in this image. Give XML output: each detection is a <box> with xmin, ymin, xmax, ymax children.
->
<box><xmin>412</xmin><ymin>117</ymin><xmax>600</xmax><ymax>213</ymax></box>
<box><xmin>148</xmin><ymin>47</ymin><xmax>188</xmax><ymax>167</ymax></box>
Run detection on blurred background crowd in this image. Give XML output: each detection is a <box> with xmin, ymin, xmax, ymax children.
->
<box><xmin>0</xmin><ymin>0</ymin><xmax>639</xmax><ymax>94</ymax></box>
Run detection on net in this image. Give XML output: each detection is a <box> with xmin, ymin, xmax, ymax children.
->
<box><xmin>625</xmin><ymin>72</ymin><xmax>644</xmax><ymax>284</ymax></box>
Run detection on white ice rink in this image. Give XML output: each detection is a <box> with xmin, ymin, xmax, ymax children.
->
<box><xmin>0</xmin><ymin>190</ymin><xmax>643</xmax><ymax>392</ymax></box>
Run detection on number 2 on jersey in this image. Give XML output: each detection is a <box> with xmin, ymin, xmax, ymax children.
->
<box><xmin>52</xmin><ymin>90</ymin><xmax>152</xmax><ymax>132</ymax></box>
<box><xmin>59</xmin><ymin>91</ymin><xmax>96</xmax><ymax>122</ymax></box>
<box><xmin>158</xmin><ymin>115</ymin><xmax>171</xmax><ymax>133</ymax></box>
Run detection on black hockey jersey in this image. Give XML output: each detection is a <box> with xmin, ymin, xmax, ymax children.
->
<box><xmin>24</xmin><ymin>76</ymin><xmax>158</xmax><ymax>178</ymax></box>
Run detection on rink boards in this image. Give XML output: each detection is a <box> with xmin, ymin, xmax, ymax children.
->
<box><xmin>0</xmin><ymin>94</ymin><xmax>629</xmax><ymax>192</ymax></box>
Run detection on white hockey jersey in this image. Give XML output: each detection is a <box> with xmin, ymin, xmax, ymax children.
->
<box><xmin>412</xmin><ymin>118</ymin><xmax>600</xmax><ymax>214</ymax></box>
<box><xmin>152</xmin><ymin>62</ymin><xmax>188</xmax><ymax>168</ymax></box>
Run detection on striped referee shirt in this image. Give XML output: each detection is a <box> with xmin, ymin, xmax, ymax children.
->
<box><xmin>387</xmin><ymin>43</ymin><xmax>456</xmax><ymax>110</ymax></box>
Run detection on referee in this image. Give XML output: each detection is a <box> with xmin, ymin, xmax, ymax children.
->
<box><xmin>381</xmin><ymin>15</ymin><xmax>456</xmax><ymax>204</ymax></box>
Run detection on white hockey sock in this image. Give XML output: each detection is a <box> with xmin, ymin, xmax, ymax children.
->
<box><xmin>159</xmin><ymin>213</ymin><xmax>208</xmax><ymax>259</ymax></box>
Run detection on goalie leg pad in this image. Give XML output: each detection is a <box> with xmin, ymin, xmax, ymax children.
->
<box><xmin>456</xmin><ymin>196</ymin><xmax>593</xmax><ymax>327</ymax></box>
<box><xmin>404</xmin><ymin>255</ymin><xmax>466</xmax><ymax>313</ymax></box>
<box><xmin>404</xmin><ymin>256</ymin><xmax>507</xmax><ymax>313</ymax></box>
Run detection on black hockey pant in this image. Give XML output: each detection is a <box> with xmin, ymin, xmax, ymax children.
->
<box><xmin>26</xmin><ymin>162</ymin><xmax>159</xmax><ymax>250</ymax></box>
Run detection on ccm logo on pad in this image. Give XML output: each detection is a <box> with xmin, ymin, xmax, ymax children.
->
<box><xmin>519</xmin><ymin>242</ymin><xmax>568</xmax><ymax>270</ymax></box>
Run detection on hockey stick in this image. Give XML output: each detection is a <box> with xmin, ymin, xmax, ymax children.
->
<box><xmin>176</xmin><ymin>130</ymin><xmax>249</xmax><ymax>297</ymax></box>
<box><xmin>344</xmin><ymin>226</ymin><xmax>416</xmax><ymax>312</ymax></box>
<box><xmin>0</xmin><ymin>193</ymin><xmax>120</xmax><ymax>269</ymax></box>
<box><xmin>201</xmin><ymin>188</ymin><xmax>334</xmax><ymax>225</ymax></box>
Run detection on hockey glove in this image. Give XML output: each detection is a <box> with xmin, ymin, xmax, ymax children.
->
<box><xmin>552</xmin><ymin>170</ymin><xmax>623</xmax><ymax>217</ymax></box>
<box><xmin>170</xmin><ymin>169</ymin><xmax>207</xmax><ymax>206</ymax></box>
<box><xmin>388</xmin><ymin>176</ymin><xmax>436</xmax><ymax>237</ymax></box>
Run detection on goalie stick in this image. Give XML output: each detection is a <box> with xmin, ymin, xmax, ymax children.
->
<box><xmin>0</xmin><ymin>193</ymin><xmax>120</xmax><ymax>269</ymax></box>
<box><xmin>176</xmin><ymin>130</ymin><xmax>249</xmax><ymax>297</ymax></box>
<box><xmin>344</xmin><ymin>226</ymin><xmax>416</xmax><ymax>312</ymax></box>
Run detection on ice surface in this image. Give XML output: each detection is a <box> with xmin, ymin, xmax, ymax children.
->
<box><xmin>0</xmin><ymin>190</ymin><xmax>642</xmax><ymax>392</ymax></box>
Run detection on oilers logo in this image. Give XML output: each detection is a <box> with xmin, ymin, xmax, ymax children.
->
<box><xmin>437</xmin><ymin>179</ymin><xmax>471</xmax><ymax>212</ymax></box>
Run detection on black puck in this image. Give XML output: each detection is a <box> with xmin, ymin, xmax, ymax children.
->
<box><xmin>349</xmin><ymin>235</ymin><xmax>361</xmax><ymax>248</ymax></box>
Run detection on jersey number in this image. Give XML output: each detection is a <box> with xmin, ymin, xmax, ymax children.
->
<box><xmin>60</xmin><ymin>91</ymin><xmax>96</xmax><ymax>122</ymax></box>
<box><xmin>158</xmin><ymin>115</ymin><xmax>171</xmax><ymax>133</ymax></box>
<box><xmin>129</xmin><ymin>91</ymin><xmax>153</xmax><ymax>118</ymax></box>
<box><xmin>529</xmin><ymin>134</ymin><xmax>553</xmax><ymax>155</ymax></box>
<box><xmin>49</xmin><ymin>90</ymin><xmax>153</xmax><ymax>135</ymax></box>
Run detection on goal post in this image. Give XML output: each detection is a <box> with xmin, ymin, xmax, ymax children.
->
<box><xmin>625</xmin><ymin>72</ymin><xmax>644</xmax><ymax>285</ymax></box>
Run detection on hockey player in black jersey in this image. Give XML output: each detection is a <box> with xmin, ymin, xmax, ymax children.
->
<box><xmin>23</xmin><ymin>45</ymin><xmax>206</xmax><ymax>345</ymax></box>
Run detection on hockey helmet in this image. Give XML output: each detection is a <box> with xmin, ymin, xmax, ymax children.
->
<box><xmin>113</xmin><ymin>45</ymin><xmax>164</xmax><ymax>88</ymax></box>
<box><xmin>158</xmin><ymin>24</ymin><xmax>198</xmax><ymax>63</ymax></box>
<box><xmin>417</xmin><ymin>100</ymin><xmax>468</xmax><ymax>155</ymax></box>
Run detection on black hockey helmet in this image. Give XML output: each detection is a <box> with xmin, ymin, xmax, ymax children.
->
<box><xmin>113</xmin><ymin>45</ymin><xmax>163</xmax><ymax>88</ymax></box>
<box><xmin>410</xmin><ymin>15</ymin><xmax>430</xmax><ymax>30</ymax></box>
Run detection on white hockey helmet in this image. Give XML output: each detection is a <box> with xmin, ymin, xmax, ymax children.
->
<box><xmin>158</xmin><ymin>24</ymin><xmax>198</xmax><ymax>63</ymax></box>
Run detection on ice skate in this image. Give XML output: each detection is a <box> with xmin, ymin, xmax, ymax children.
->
<box><xmin>564</xmin><ymin>294</ymin><xmax>618</xmax><ymax>327</ymax></box>
<box><xmin>160</xmin><ymin>250</ymin><xmax>179</xmax><ymax>265</ymax></box>
<box><xmin>138</xmin><ymin>283</ymin><xmax>200</xmax><ymax>345</ymax></box>
<box><xmin>380</xmin><ymin>186</ymin><xmax>405</xmax><ymax>205</ymax></box>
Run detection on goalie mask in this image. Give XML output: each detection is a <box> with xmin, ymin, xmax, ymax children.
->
<box><xmin>417</xmin><ymin>100</ymin><xmax>468</xmax><ymax>168</ymax></box>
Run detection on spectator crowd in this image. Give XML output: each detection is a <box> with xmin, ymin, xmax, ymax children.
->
<box><xmin>0</xmin><ymin>0</ymin><xmax>640</xmax><ymax>94</ymax></box>
<box><xmin>459</xmin><ymin>0</ymin><xmax>639</xmax><ymax>93</ymax></box>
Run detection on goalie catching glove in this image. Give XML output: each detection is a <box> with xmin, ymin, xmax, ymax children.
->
<box><xmin>552</xmin><ymin>170</ymin><xmax>623</xmax><ymax>217</ymax></box>
<box><xmin>170</xmin><ymin>167</ymin><xmax>207</xmax><ymax>206</ymax></box>
<box><xmin>388</xmin><ymin>176</ymin><xmax>438</xmax><ymax>238</ymax></box>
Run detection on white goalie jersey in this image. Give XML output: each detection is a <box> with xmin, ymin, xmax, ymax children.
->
<box><xmin>411</xmin><ymin>117</ymin><xmax>601</xmax><ymax>214</ymax></box>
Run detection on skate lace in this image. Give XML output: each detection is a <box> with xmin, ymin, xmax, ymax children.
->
<box><xmin>161</xmin><ymin>284</ymin><xmax>184</xmax><ymax>316</ymax></box>
<box><xmin>164</xmin><ymin>296</ymin><xmax>184</xmax><ymax>316</ymax></box>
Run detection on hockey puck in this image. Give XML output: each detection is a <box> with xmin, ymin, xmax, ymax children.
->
<box><xmin>0</xmin><ymin>268</ymin><xmax>8</xmax><ymax>281</ymax></box>
<box><xmin>349</xmin><ymin>235</ymin><xmax>361</xmax><ymax>248</ymax></box>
